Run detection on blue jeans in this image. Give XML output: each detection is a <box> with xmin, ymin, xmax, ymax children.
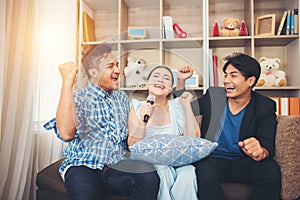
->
<box><xmin>64</xmin><ymin>159</ymin><xmax>160</xmax><ymax>200</ymax></box>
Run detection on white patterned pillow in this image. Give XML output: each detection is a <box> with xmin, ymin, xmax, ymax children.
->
<box><xmin>128</xmin><ymin>134</ymin><xmax>218</xmax><ymax>167</ymax></box>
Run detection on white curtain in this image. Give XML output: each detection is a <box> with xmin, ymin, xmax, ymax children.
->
<box><xmin>0</xmin><ymin>0</ymin><xmax>77</xmax><ymax>199</ymax></box>
<box><xmin>33</xmin><ymin>0</ymin><xmax>77</xmax><ymax>169</ymax></box>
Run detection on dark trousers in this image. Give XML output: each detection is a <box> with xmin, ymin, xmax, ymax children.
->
<box><xmin>193</xmin><ymin>156</ymin><xmax>281</xmax><ymax>200</ymax></box>
<box><xmin>64</xmin><ymin>159</ymin><xmax>160</xmax><ymax>200</ymax></box>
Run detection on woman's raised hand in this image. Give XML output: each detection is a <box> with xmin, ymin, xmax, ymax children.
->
<box><xmin>177</xmin><ymin>66</ymin><xmax>194</xmax><ymax>81</ymax></box>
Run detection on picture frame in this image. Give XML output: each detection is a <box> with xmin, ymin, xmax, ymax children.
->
<box><xmin>172</xmin><ymin>70</ymin><xmax>199</xmax><ymax>87</ymax></box>
<box><xmin>255</xmin><ymin>14</ymin><xmax>276</xmax><ymax>36</ymax></box>
<box><xmin>128</xmin><ymin>27</ymin><xmax>146</xmax><ymax>39</ymax></box>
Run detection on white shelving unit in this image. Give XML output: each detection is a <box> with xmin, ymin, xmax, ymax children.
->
<box><xmin>77</xmin><ymin>0</ymin><xmax>300</xmax><ymax>98</ymax></box>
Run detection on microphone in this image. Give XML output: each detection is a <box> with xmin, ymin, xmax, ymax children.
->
<box><xmin>143</xmin><ymin>94</ymin><xmax>156</xmax><ymax>123</ymax></box>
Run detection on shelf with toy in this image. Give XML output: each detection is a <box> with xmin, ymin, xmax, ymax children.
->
<box><xmin>253</xmin><ymin>50</ymin><xmax>300</xmax><ymax>97</ymax></box>
<box><xmin>208</xmin><ymin>0</ymin><xmax>250</xmax><ymax>37</ymax></box>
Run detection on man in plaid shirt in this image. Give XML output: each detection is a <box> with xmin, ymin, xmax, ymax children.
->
<box><xmin>44</xmin><ymin>43</ymin><xmax>159</xmax><ymax>200</ymax></box>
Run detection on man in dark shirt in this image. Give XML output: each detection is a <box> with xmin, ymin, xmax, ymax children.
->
<box><xmin>174</xmin><ymin>53</ymin><xmax>281</xmax><ymax>200</ymax></box>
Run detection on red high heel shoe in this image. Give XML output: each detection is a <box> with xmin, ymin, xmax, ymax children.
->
<box><xmin>173</xmin><ymin>23</ymin><xmax>187</xmax><ymax>38</ymax></box>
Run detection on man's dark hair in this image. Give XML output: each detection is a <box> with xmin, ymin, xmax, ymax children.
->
<box><xmin>222</xmin><ymin>53</ymin><xmax>261</xmax><ymax>87</ymax></box>
<box><xmin>82</xmin><ymin>43</ymin><xmax>112</xmax><ymax>78</ymax></box>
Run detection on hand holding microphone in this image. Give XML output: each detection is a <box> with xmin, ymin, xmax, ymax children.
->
<box><xmin>143</xmin><ymin>94</ymin><xmax>156</xmax><ymax>123</ymax></box>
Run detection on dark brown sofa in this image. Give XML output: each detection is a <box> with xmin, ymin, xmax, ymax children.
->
<box><xmin>36</xmin><ymin>116</ymin><xmax>300</xmax><ymax>200</ymax></box>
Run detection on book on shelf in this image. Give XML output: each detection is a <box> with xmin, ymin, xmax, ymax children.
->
<box><xmin>277</xmin><ymin>10</ymin><xmax>287</xmax><ymax>35</ymax></box>
<box><xmin>294</xmin><ymin>8</ymin><xmax>299</xmax><ymax>35</ymax></box>
<box><xmin>271</xmin><ymin>97</ymin><xmax>280</xmax><ymax>115</ymax></box>
<box><xmin>82</xmin><ymin>12</ymin><xmax>96</xmax><ymax>42</ymax></box>
<box><xmin>291</xmin><ymin>9</ymin><xmax>295</xmax><ymax>35</ymax></box>
<box><xmin>212</xmin><ymin>55</ymin><xmax>219</xmax><ymax>86</ymax></box>
<box><xmin>280</xmin><ymin>97</ymin><xmax>289</xmax><ymax>116</ymax></box>
<box><xmin>271</xmin><ymin>97</ymin><xmax>300</xmax><ymax>116</ymax></box>
<box><xmin>162</xmin><ymin>16</ymin><xmax>174</xmax><ymax>39</ymax></box>
<box><xmin>286</xmin><ymin>10</ymin><xmax>291</xmax><ymax>35</ymax></box>
<box><xmin>208</xmin><ymin>50</ymin><xmax>214</xmax><ymax>86</ymax></box>
<box><xmin>277</xmin><ymin>9</ymin><xmax>299</xmax><ymax>36</ymax></box>
<box><xmin>289</xmin><ymin>98</ymin><xmax>300</xmax><ymax>116</ymax></box>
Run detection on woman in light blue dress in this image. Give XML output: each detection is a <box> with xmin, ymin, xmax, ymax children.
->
<box><xmin>127</xmin><ymin>65</ymin><xmax>200</xmax><ymax>200</ymax></box>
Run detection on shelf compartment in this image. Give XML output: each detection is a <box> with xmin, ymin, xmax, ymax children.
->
<box><xmin>82</xmin><ymin>0</ymin><xmax>119</xmax><ymax>41</ymax></box>
<box><xmin>120</xmin><ymin>0</ymin><xmax>160</xmax><ymax>40</ymax></box>
<box><xmin>163</xmin><ymin>0</ymin><xmax>203</xmax><ymax>38</ymax></box>
<box><xmin>209</xmin><ymin>0</ymin><xmax>250</xmax><ymax>37</ymax></box>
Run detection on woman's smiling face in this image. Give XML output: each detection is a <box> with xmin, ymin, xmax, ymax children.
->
<box><xmin>147</xmin><ymin>67</ymin><xmax>174</xmax><ymax>97</ymax></box>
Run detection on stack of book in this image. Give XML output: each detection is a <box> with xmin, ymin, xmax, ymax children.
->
<box><xmin>208</xmin><ymin>50</ymin><xmax>221</xmax><ymax>87</ymax></box>
<box><xmin>271</xmin><ymin>97</ymin><xmax>300</xmax><ymax>116</ymax></box>
<box><xmin>277</xmin><ymin>8</ymin><xmax>299</xmax><ymax>35</ymax></box>
<box><xmin>162</xmin><ymin>16</ymin><xmax>174</xmax><ymax>39</ymax></box>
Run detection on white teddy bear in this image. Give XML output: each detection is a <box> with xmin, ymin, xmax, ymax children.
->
<box><xmin>256</xmin><ymin>57</ymin><xmax>287</xmax><ymax>87</ymax></box>
<box><xmin>124</xmin><ymin>56</ymin><xmax>147</xmax><ymax>88</ymax></box>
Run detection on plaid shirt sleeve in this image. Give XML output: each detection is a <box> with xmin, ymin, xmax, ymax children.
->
<box><xmin>43</xmin><ymin>118</ymin><xmax>71</xmax><ymax>142</ymax></box>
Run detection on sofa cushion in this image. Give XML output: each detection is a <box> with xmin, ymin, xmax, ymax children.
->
<box><xmin>36</xmin><ymin>158</ymin><xmax>131</xmax><ymax>200</ymax></box>
<box><xmin>36</xmin><ymin>158</ymin><xmax>66</xmax><ymax>194</ymax></box>
<box><xmin>36</xmin><ymin>159</ymin><xmax>251</xmax><ymax>200</ymax></box>
<box><xmin>275</xmin><ymin>116</ymin><xmax>300</xmax><ymax>200</ymax></box>
<box><xmin>36</xmin><ymin>189</ymin><xmax>67</xmax><ymax>200</ymax></box>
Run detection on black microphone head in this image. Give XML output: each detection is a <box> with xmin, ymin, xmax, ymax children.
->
<box><xmin>146</xmin><ymin>94</ymin><xmax>156</xmax><ymax>105</ymax></box>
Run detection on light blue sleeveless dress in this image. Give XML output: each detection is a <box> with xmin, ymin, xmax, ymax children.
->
<box><xmin>131</xmin><ymin>98</ymin><xmax>198</xmax><ymax>200</ymax></box>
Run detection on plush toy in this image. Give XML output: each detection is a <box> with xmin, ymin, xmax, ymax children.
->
<box><xmin>124</xmin><ymin>56</ymin><xmax>147</xmax><ymax>88</ymax></box>
<box><xmin>256</xmin><ymin>57</ymin><xmax>287</xmax><ymax>87</ymax></box>
<box><xmin>220</xmin><ymin>17</ymin><xmax>240</xmax><ymax>37</ymax></box>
